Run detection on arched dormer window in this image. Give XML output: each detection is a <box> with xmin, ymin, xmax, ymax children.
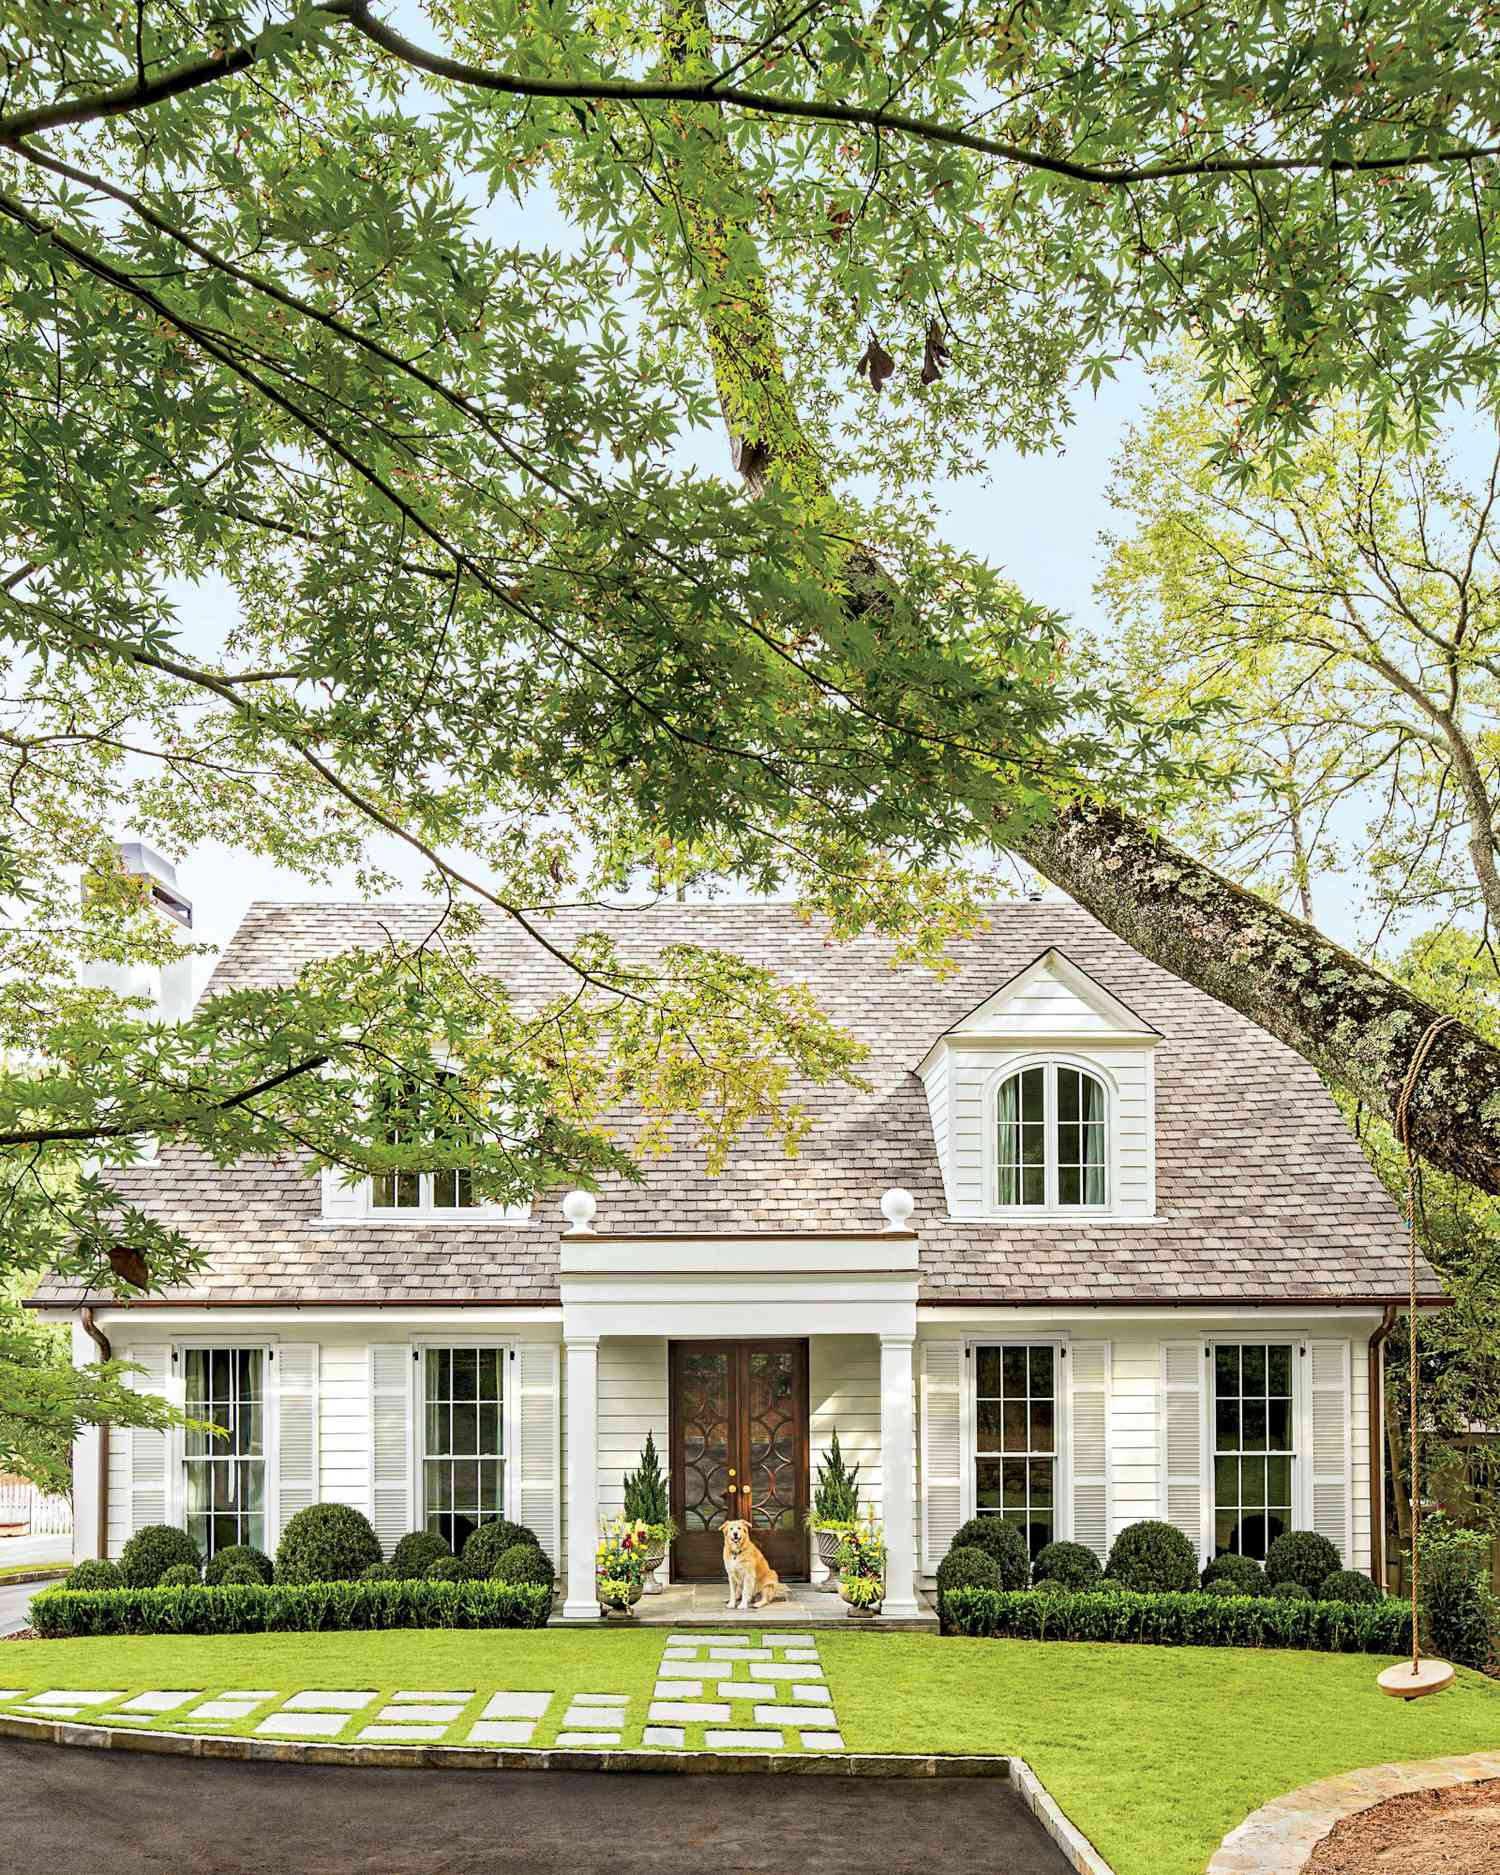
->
<box><xmin>995</xmin><ymin>1062</ymin><xmax>1108</xmax><ymax>1209</ymax></box>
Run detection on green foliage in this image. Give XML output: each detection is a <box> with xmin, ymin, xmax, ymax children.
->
<box><xmin>949</xmin><ymin>1517</ymin><xmax>1030</xmax><ymax>1590</ymax></box>
<box><xmin>1319</xmin><ymin>1570</ymin><xmax>1384</xmax><ymax>1605</ymax></box>
<box><xmin>595</xmin><ymin>1519</ymin><xmax>646</xmax><ymax>1601</ymax></box>
<box><xmin>157</xmin><ymin>1562</ymin><xmax>200</xmax><ymax>1587</ymax></box>
<box><xmin>203</xmin><ymin>1544</ymin><xmax>272</xmax><ymax>1587</ymax></box>
<box><xmin>274</xmin><ymin>1504</ymin><xmax>382</xmax><ymax>1585</ymax></box>
<box><xmin>935</xmin><ymin>1545</ymin><xmax>1002</xmax><ymax>1632</ymax></box>
<box><xmin>811</xmin><ymin>1429</ymin><xmax>861</xmax><ymax>1526</ymax></box>
<box><xmin>836</xmin><ymin>1520</ymin><xmax>885</xmax><ymax>1586</ymax></box>
<box><xmin>1271</xmin><ymin>1580</ymin><xmax>1314</xmax><ymax>1601</ymax></box>
<box><xmin>943</xmin><ymin>1587</ymin><xmax>1412</xmax><ymax>1654</ymax></box>
<box><xmin>1201</xmin><ymin>1554</ymin><xmax>1269</xmax><ymax>1597</ymax></box>
<box><xmin>218</xmin><ymin>1561</ymin><xmax>266</xmax><ymax>1586</ymax></box>
<box><xmin>119</xmin><ymin>1524</ymin><xmax>200</xmax><ymax>1589</ymax></box>
<box><xmin>1264</xmin><ymin>1530</ymin><xmax>1343</xmax><ymax>1595</ymax></box>
<box><xmin>1105</xmin><ymin>1522</ymin><xmax>1199</xmax><ymax>1594</ymax></box>
<box><xmin>28</xmin><ymin>1578</ymin><xmax>551</xmax><ymax>1638</ymax></box>
<box><xmin>360</xmin><ymin>1562</ymin><xmax>397</xmax><ymax>1583</ymax></box>
<box><xmin>462</xmin><ymin>1520</ymin><xmax>542</xmax><ymax>1577</ymax></box>
<box><xmin>65</xmin><ymin>1558</ymin><xmax>121</xmax><ymax>1592</ymax></box>
<box><xmin>621</xmin><ymin>1430</ymin><xmax>670</xmax><ymax>1531</ymax></box>
<box><xmin>490</xmin><ymin>1543</ymin><xmax>555</xmax><ymax>1589</ymax></box>
<box><xmin>425</xmin><ymin>1556</ymin><xmax>470</xmax><ymax>1582</ymax></box>
<box><xmin>390</xmin><ymin>1531</ymin><xmax>452</xmax><ymax>1580</ymax></box>
<box><xmin>1032</xmin><ymin>1541</ymin><xmax>1103</xmax><ymax>1591</ymax></box>
<box><xmin>1418</xmin><ymin>1518</ymin><xmax>1499</xmax><ymax>1671</ymax></box>
<box><xmin>841</xmin><ymin>1572</ymin><xmax>883</xmax><ymax>1608</ymax></box>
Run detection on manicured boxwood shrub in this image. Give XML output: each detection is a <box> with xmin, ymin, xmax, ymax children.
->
<box><xmin>936</xmin><ymin>1545</ymin><xmax>1002</xmax><ymax>1633</ymax></box>
<box><xmin>203</xmin><ymin>1544</ymin><xmax>273</xmax><ymax>1587</ymax></box>
<box><xmin>490</xmin><ymin>1542</ymin><xmax>554</xmax><ymax>1589</ymax></box>
<box><xmin>1264</xmin><ymin>1529</ymin><xmax>1342</xmax><ymax>1595</ymax></box>
<box><xmin>29</xmin><ymin>1578</ymin><xmax>552</xmax><ymax>1639</ymax></box>
<box><xmin>1032</xmin><ymin>1541</ymin><xmax>1102</xmax><ymax>1591</ymax></box>
<box><xmin>941</xmin><ymin>1586</ymin><xmax>1412</xmax><ymax>1655</ymax></box>
<box><xmin>1105</xmin><ymin>1520</ymin><xmax>1198</xmax><ymax>1594</ymax></box>
<box><xmin>218</xmin><ymin>1561</ymin><xmax>265</xmax><ymax>1586</ymax></box>
<box><xmin>361</xmin><ymin>1562</ymin><xmax>397</xmax><ymax>1582</ymax></box>
<box><xmin>462</xmin><ymin>1519</ymin><xmax>542</xmax><ymax>1577</ymax></box>
<box><xmin>391</xmin><ymin>1530</ymin><xmax>451</xmax><ymax>1580</ymax></box>
<box><xmin>425</xmin><ymin>1555</ymin><xmax>469</xmax><ymax>1582</ymax></box>
<box><xmin>1319</xmin><ymin>1569</ymin><xmax>1383</xmax><ymax>1605</ymax></box>
<box><xmin>274</xmin><ymin>1503</ymin><xmax>383</xmax><ymax>1584</ymax></box>
<box><xmin>1201</xmin><ymin>1553</ymin><xmax>1268</xmax><ymax>1596</ymax></box>
<box><xmin>947</xmin><ymin>1517</ymin><xmax>1030</xmax><ymax>1590</ymax></box>
<box><xmin>119</xmin><ymin>1524</ymin><xmax>201</xmax><ymax>1589</ymax></box>
<box><xmin>1419</xmin><ymin>1522</ymin><xmax>1498</xmax><ymax>1671</ymax></box>
<box><xmin>65</xmin><ymin>1558</ymin><xmax>122</xmax><ymax>1592</ymax></box>
<box><xmin>1272</xmin><ymin>1579</ymin><xmax>1313</xmax><ymax>1600</ymax></box>
<box><xmin>158</xmin><ymin>1562</ymin><xmax>201</xmax><ymax>1587</ymax></box>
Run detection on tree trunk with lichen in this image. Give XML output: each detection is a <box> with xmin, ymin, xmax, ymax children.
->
<box><xmin>657</xmin><ymin>0</ymin><xmax>1500</xmax><ymax>1203</ymax></box>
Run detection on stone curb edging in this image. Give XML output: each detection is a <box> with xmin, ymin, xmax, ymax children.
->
<box><xmin>1206</xmin><ymin>1748</ymin><xmax>1500</xmax><ymax>1874</ymax></box>
<box><xmin>1008</xmin><ymin>1755</ymin><xmax>1115</xmax><ymax>1875</ymax></box>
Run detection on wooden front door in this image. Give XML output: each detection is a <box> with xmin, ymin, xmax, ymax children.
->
<box><xmin>669</xmin><ymin>1340</ymin><xmax>809</xmax><ymax>1581</ymax></box>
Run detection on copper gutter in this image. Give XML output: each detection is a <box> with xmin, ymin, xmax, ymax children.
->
<box><xmin>79</xmin><ymin>1306</ymin><xmax>111</xmax><ymax>1560</ymax></box>
<box><xmin>1367</xmin><ymin>1302</ymin><xmax>1399</xmax><ymax>1588</ymax></box>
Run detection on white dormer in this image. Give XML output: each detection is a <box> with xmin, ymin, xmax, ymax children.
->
<box><xmin>917</xmin><ymin>948</ymin><xmax>1161</xmax><ymax>1221</ymax></box>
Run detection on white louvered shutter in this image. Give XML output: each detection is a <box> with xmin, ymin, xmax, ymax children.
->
<box><xmin>1069</xmin><ymin>1341</ymin><xmax>1111</xmax><ymax>1561</ymax></box>
<box><xmin>127</xmin><ymin>1344</ymin><xmax>173</xmax><ymax>1537</ymax></box>
<box><xmin>319</xmin><ymin>1165</ymin><xmax>364</xmax><ymax>1220</ymax></box>
<box><xmin>369</xmin><ymin>1344</ymin><xmax>413</xmax><ymax>1554</ymax></box>
<box><xmin>920</xmin><ymin>1340</ymin><xmax>965</xmax><ymax>1571</ymax></box>
<box><xmin>275</xmin><ymin>1343</ymin><xmax>319</xmax><ymax>1542</ymax></box>
<box><xmin>1161</xmin><ymin>1341</ymin><xmax>1206</xmax><ymax>1562</ymax></box>
<box><xmin>1307</xmin><ymin>1340</ymin><xmax>1353</xmax><ymax>1568</ymax></box>
<box><xmin>516</xmin><ymin>1343</ymin><xmax>560</xmax><ymax>1565</ymax></box>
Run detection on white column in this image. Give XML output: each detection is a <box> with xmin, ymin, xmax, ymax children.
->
<box><xmin>70</xmin><ymin>1320</ymin><xmax>103</xmax><ymax>1561</ymax></box>
<box><xmin>879</xmin><ymin>1333</ymin><xmax>920</xmax><ymax>1618</ymax></box>
<box><xmin>560</xmin><ymin>1335</ymin><xmax>600</xmax><ymax>1621</ymax></box>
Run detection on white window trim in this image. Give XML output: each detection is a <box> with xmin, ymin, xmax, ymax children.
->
<box><xmin>410</xmin><ymin>1337</ymin><xmax>519</xmax><ymax>1534</ymax></box>
<box><xmin>167</xmin><ymin>1335</ymin><xmax>281</xmax><ymax>1547</ymax></box>
<box><xmin>323</xmin><ymin>1167</ymin><xmax>532</xmax><ymax>1226</ymax></box>
<box><xmin>962</xmin><ymin>1334</ymin><xmax>1074</xmax><ymax>1542</ymax></box>
<box><xmin>980</xmin><ymin>1053</ymin><xmax>1119</xmax><ymax>1220</ymax></box>
<box><xmin>1200</xmin><ymin>1338</ymin><xmax>1306</xmax><ymax>1556</ymax></box>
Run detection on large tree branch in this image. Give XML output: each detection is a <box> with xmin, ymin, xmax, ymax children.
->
<box><xmin>0</xmin><ymin>1053</ymin><xmax>329</xmax><ymax>1147</ymax></box>
<box><xmin>4</xmin><ymin>1</ymin><xmax>1498</xmax><ymax>189</ymax></box>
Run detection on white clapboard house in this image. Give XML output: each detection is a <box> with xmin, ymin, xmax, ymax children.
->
<box><xmin>32</xmin><ymin>895</ymin><xmax>1435</xmax><ymax>1617</ymax></box>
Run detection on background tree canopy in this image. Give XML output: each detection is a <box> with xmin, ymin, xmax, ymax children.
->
<box><xmin>6</xmin><ymin>0</ymin><xmax>1500</xmax><ymax>1474</ymax></box>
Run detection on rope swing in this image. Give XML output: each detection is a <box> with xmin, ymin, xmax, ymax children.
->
<box><xmin>1376</xmin><ymin>1014</ymin><xmax>1457</xmax><ymax>1701</ymax></box>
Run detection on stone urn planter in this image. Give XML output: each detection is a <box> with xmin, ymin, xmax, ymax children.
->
<box><xmin>839</xmin><ymin>1580</ymin><xmax>883</xmax><ymax>1620</ymax></box>
<box><xmin>813</xmin><ymin>1526</ymin><xmax>845</xmax><ymax>1591</ymax></box>
<box><xmin>640</xmin><ymin>1537</ymin><xmax>669</xmax><ymax>1596</ymax></box>
<box><xmin>599</xmin><ymin>1581</ymin><xmax>644</xmax><ymax>1619</ymax></box>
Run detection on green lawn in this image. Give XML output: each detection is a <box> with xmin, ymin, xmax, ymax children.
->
<box><xmin>820</xmin><ymin>1633</ymin><xmax>1500</xmax><ymax>1875</ymax></box>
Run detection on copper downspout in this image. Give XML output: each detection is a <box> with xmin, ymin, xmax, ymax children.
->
<box><xmin>80</xmin><ymin>1306</ymin><xmax>111</xmax><ymax>1560</ymax></box>
<box><xmin>1368</xmin><ymin>1302</ymin><xmax>1399</xmax><ymax>1589</ymax></box>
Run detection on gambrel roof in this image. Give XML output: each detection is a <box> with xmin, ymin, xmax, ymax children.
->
<box><xmin>32</xmin><ymin>899</ymin><xmax>1430</xmax><ymax>1309</ymax></box>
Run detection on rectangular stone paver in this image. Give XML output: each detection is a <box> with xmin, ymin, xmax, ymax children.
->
<box><xmin>480</xmin><ymin>1692</ymin><xmax>552</xmax><ymax>1720</ymax></box>
<box><xmin>557</xmin><ymin>1732</ymin><xmax>621</xmax><ymax>1745</ymax></box>
<box><xmin>220</xmin><ymin>1691</ymin><xmax>278</xmax><ymax>1699</ymax></box>
<box><xmin>373</xmin><ymin>1704</ymin><xmax>463</xmax><ymax>1723</ymax></box>
<box><xmin>190</xmin><ymin>1700</ymin><xmax>263</xmax><ymax>1719</ymax></box>
<box><xmin>360</xmin><ymin>1725</ymin><xmax>446</xmax><ymax>1742</ymax></box>
<box><xmin>755</xmin><ymin>1705</ymin><xmax>828</xmax><ymax>1726</ymax></box>
<box><xmin>782</xmin><ymin>1649</ymin><xmax>819</xmax><ymax>1661</ymax></box>
<box><xmin>391</xmin><ymin>1690</ymin><xmax>474</xmax><ymax>1702</ymax></box>
<box><xmin>283</xmin><ymin>1691</ymin><xmax>375</xmax><ymax>1711</ymax></box>
<box><xmin>26</xmin><ymin>1690</ymin><xmax>125</xmax><ymax>1705</ymax></box>
<box><xmin>255</xmin><ymin>1713</ymin><xmax>350</xmax><ymax>1738</ymax></box>
<box><xmin>649</xmin><ymin>1701</ymin><xmax>731</xmax><ymax>1724</ymax></box>
<box><xmin>0</xmin><ymin>1691</ymin><xmax>22</xmax><ymax>1700</ymax></box>
<box><xmin>717</xmin><ymin>1683</ymin><xmax>767</xmax><ymax>1700</ymax></box>
<box><xmin>562</xmin><ymin>1710</ymin><xmax>621</xmax><ymax>1729</ymax></box>
<box><xmin>119</xmin><ymin>1691</ymin><xmax>202</xmax><ymax>1713</ymax></box>
<box><xmin>769</xmin><ymin>1634</ymin><xmax>815</xmax><ymax>1646</ymax></box>
<box><xmin>574</xmin><ymin>1693</ymin><xmax>627</xmax><ymax>1706</ymax></box>
<box><xmin>669</xmin><ymin>1633</ymin><xmax>747</xmax><ymax>1643</ymax></box>
<box><xmin>15</xmin><ymin>1705</ymin><xmax>84</xmax><ymax>1718</ymax></box>
<box><xmin>644</xmin><ymin>1724</ymin><xmax>684</xmax><ymax>1747</ymax></box>
<box><xmin>705</xmin><ymin>1729</ymin><xmax>787</xmax><ymax>1749</ymax></box>
<box><xmin>468</xmin><ymin>1721</ymin><xmax>536</xmax><ymax>1745</ymax></box>
<box><xmin>801</xmin><ymin>1731</ymin><xmax>845</xmax><ymax>1750</ymax></box>
<box><xmin>791</xmin><ymin>1685</ymin><xmax>832</xmax><ymax>1704</ymax></box>
<box><xmin>749</xmin><ymin>1663</ymin><xmax>821</xmax><ymax>1680</ymax></box>
<box><xmin>654</xmin><ymin>1680</ymin><xmax>702</xmax><ymax>1697</ymax></box>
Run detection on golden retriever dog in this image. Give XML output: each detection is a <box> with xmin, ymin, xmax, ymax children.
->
<box><xmin>722</xmin><ymin>1518</ymin><xmax>788</xmax><ymax>1611</ymax></box>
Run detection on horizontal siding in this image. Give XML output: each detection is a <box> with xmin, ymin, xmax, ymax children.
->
<box><xmin>1109</xmin><ymin>1339</ymin><xmax>1162</xmax><ymax>1535</ymax></box>
<box><xmin>596</xmin><ymin>1338</ymin><xmax>668</xmax><ymax>1523</ymax></box>
<box><xmin>318</xmin><ymin>1340</ymin><xmax>369</xmax><ymax>1512</ymax></box>
<box><xmin>811</xmin><ymin>1336</ymin><xmax>882</xmax><ymax>1583</ymax></box>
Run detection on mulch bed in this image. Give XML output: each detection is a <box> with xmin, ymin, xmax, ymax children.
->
<box><xmin>1</xmin><ymin>1628</ymin><xmax>37</xmax><ymax>1641</ymax></box>
<box><xmin>1305</xmin><ymin>1777</ymin><xmax>1500</xmax><ymax>1874</ymax></box>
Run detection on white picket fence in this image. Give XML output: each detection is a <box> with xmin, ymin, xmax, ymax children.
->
<box><xmin>0</xmin><ymin>1481</ymin><xmax>72</xmax><ymax>1536</ymax></box>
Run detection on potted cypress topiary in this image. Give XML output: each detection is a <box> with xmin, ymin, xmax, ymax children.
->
<box><xmin>622</xmin><ymin>1430</ymin><xmax>675</xmax><ymax>1594</ymax></box>
<box><xmin>809</xmin><ymin>1428</ymin><xmax>861</xmax><ymax>1591</ymax></box>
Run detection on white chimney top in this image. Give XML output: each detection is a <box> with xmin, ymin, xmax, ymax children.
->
<box><xmin>561</xmin><ymin>1189</ymin><xmax>598</xmax><ymax>1235</ymax></box>
<box><xmin>880</xmin><ymin>1186</ymin><xmax>915</xmax><ymax>1232</ymax></box>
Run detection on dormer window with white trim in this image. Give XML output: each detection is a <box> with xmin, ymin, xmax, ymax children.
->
<box><xmin>996</xmin><ymin>1062</ymin><xmax>1108</xmax><ymax>1209</ymax></box>
<box><xmin>321</xmin><ymin>1070</ymin><xmax>531</xmax><ymax>1224</ymax></box>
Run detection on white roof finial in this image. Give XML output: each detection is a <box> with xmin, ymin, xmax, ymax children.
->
<box><xmin>561</xmin><ymin>1189</ymin><xmax>598</xmax><ymax>1235</ymax></box>
<box><xmin>880</xmin><ymin>1186</ymin><xmax>915</xmax><ymax>1232</ymax></box>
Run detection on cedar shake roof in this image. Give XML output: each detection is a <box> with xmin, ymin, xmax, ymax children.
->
<box><xmin>32</xmin><ymin>899</ymin><xmax>1432</xmax><ymax>1310</ymax></box>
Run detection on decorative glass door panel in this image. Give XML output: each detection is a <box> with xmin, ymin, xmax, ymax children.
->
<box><xmin>670</xmin><ymin>1341</ymin><xmax>809</xmax><ymax>1580</ymax></box>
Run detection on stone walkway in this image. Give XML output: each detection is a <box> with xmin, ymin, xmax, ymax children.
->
<box><xmin>0</xmin><ymin>1630</ymin><xmax>843</xmax><ymax>1754</ymax></box>
<box><xmin>1207</xmin><ymin>1748</ymin><xmax>1500</xmax><ymax>1873</ymax></box>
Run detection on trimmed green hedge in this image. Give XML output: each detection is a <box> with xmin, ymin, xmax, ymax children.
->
<box><xmin>29</xmin><ymin>1577</ymin><xmax>551</xmax><ymax>1639</ymax></box>
<box><xmin>943</xmin><ymin>1586</ymin><xmax>1411</xmax><ymax>1655</ymax></box>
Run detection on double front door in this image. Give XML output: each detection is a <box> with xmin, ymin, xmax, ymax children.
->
<box><xmin>669</xmin><ymin>1340</ymin><xmax>809</xmax><ymax>1581</ymax></box>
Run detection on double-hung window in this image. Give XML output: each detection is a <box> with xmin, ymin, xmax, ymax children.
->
<box><xmin>372</xmin><ymin>1072</ymin><xmax>477</xmax><ymax>1213</ymax></box>
<box><xmin>995</xmin><ymin>1063</ymin><xmax>1108</xmax><ymax>1209</ymax></box>
<box><xmin>183</xmin><ymin>1347</ymin><xmax>266</xmax><ymax>1558</ymax></box>
<box><xmin>974</xmin><ymin>1344</ymin><xmax>1057</xmax><ymax>1558</ymax></box>
<box><xmin>1212</xmin><ymin>1343</ymin><xmax>1294</xmax><ymax>1559</ymax></box>
<box><xmin>421</xmin><ymin>1346</ymin><xmax>506</xmax><ymax>1551</ymax></box>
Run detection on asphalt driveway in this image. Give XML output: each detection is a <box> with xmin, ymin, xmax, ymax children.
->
<box><xmin>0</xmin><ymin>1736</ymin><xmax>1073</xmax><ymax>1873</ymax></box>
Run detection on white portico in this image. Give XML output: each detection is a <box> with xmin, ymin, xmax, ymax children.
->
<box><xmin>556</xmin><ymin>1188</ymin><xmax>922</xmax><ymax>1621</ymax></box>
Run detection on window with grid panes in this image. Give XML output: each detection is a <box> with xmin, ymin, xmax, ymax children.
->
<box><xmin>974</xmin><ymin>1344</ymin><xmax>1056</xmax><ymax>1558</ymax></box>
<box><xmin>1212</xmin><ymin>1343</ymin><xmax>1295</xmax><ymax>1559</ymax></box>
<box><xmin>183</xmin><ymin>1347</ymin><xmax>266</xmax><ymax>1558</ymax></box>
<box><xmin>995</xmin><ymin>1063</ymin><xmax>1107</xmax><ymax>1208</ymax></box>
<box><xmin>421</xmin><ymin>1347</ymin><xmax>505</xmax><ymax>1550</ymax></box>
